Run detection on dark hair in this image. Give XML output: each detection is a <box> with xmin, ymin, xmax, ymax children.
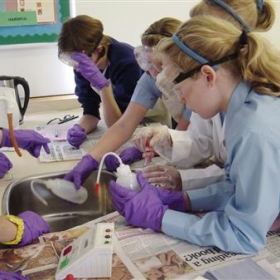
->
<box><xmin>58</xmin><ymin>15</ymin><xmax>104</xmax><ymax>54</ymax></box>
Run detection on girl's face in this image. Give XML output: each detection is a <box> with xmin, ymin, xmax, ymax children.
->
<box><xmin>88</xmin><ymin>45</ymin><xmax>107</xmax><ymax>70</ymax></box>
<box><xmin>89</xmin><ymin>51</ymin><xmax>99</xmax><ymax>63</ymax></box>
<box><xmin>173</xmin><ymin>65</ymin><xmax>223</xmax><ymax>119</ymax></box>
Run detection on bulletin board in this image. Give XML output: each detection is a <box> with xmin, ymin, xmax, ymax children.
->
<box><xmin>0</xmin><ymin>0</ymin><xmax>70</xmax><ymax>46</ymax></box>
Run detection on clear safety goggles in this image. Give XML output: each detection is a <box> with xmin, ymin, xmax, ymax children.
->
<box><xmin>58</xmin><ymin>50</ymin><xmax>78</xmax><ymax>68</ymax></box>
<box><xmin>156</xmin><ymin>52</ymin><xmax>239</xmax><ymax>101</ymax></box>
<box><xmin>155</xmin><ymin>63</ymin><xmax>186</xmax><ymax>100</ymax></box>
<box><xmin>134</xmin><ymin>45</ymin><xmax>157</xmax><ymax>72</ymax></box>
<box><xmin>154</xmin><ymin>64</ymin><xmax>184</xmax><ymax>121</ymax></box>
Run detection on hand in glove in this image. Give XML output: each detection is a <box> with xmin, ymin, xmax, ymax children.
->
<box><xmin>132</xmin><ymin>125</ymin><xmax>172</xmax><ymax>155</ymax></box>
<box><xmin>142</xmin><ymin>165</ymin><xmax>182</xmax><ymax>191</ymax></box>
<box><xmin>71</xmin><ymin>52</ymin><xmax>110</xmax><ymax>90</ymax></box>
<box><xmin>0</xmin><ymin>152</ymin><xmax>13</xmax><ymax>178</ymax></box>
<box><xmin>3</xmin><ymin>211</ymin><xmax>50</xmax><ymax>247</ymax></box>
<box><xmin>0</xmin><ymin>271</ymin><xmax>29</xmax><ymax>280</ymax></box>
<box><xmin>109</xmin><ymin>172</ymin><xmax>168</xmax><ymax>231</ymax></box>
<box><xmin>67</xmin><ymin>124</ymin><xmax>87</xmax><ymax>148</ymax></box>
<box><xmin>64</xmin><ymin>154</ymin><xmax>99</xmax><ymax>189</ymax></box>
<box><xmin>137</xmin><ymin>172</ymin><xmax>187</xmax><ymax>212</ymax></box>
<box><xmin>18</xmin><ymin>211</ymin><xmax>50</xmax><ymax>247</ymax></box>
<box><xmin>105</xmin><ymin>147</ymin><xmax>143</xmax><ymax>172</ymax></box>
<box><xmin>1</xmin><ymin>128</ymin><xmax>50</xmax><ymax>158</ymax></box>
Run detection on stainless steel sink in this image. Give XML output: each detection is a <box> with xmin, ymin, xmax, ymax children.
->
<box><xmin>2</xmin><ymin>170</ymin><xmax>117</xmax><ymax>232</ymax></box>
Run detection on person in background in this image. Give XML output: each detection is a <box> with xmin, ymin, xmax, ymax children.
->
<box><xmin>0</xmin><ymin>127</ymin><xmax>50</xmax><ymax>178</ymax></box>
<box><xmin>109</xmin><ymin>15</ymin><xmax>280</xmax><ymax>254</ymax></box>
<box><xmin>131</xmin><ymin>17</ymin><xmax>191</xmax><ymax>130</ymax></box>
<box><xmin>133</xmin><ymin>0</ymin><xmax>276</xmax><ymax>191</ymax></box>
<box><xmin>63</xmin><ymin>17</ymin><xmax>192</xmax><ymax>188</ymax></box>
<box><xmin>57</xmin><ymin>15</ymin><xmax>144</xmax><ymax>148</ymax></box>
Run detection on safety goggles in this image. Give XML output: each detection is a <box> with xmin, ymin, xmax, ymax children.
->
<box><xmin>174</xmin><ymin>53</ymin><xmax>239</xmax><ymax>84</ymax></box>
<box><xmin>157</xmin><ymin>62</ymin><xmax>214</xmax><ymax>102</ymax></box>
<box><xmin>155</xmin><ymin>63</ymin><xmax>183</xmax><ymax>97</ymax></box>
<box><xmin>58</xmin><ymin>50</ymin><xmax>78</xmax><ymax>68</ymax></box>
<box><xmin>134</xmin><ymin>45</ymin><xmax>157</xmax><ymax>71</ymax></box>
<box><xmin>171</xmin><ymin>34</ymin><xmax>238</xmax><ymax>84</ymax></box>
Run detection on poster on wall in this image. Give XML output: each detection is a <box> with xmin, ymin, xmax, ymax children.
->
<box><xmin>0</xmin><ymin>0</ymin><xmax>70</xmax><ymax>45</ymax></box>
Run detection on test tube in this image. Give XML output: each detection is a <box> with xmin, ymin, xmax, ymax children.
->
<box><xmin>143</xmin><ymin>139</ymin><xmax>152</xmax><ymax>167</ymax></box>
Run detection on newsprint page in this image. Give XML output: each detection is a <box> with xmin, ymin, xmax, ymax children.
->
<box><xmin>1</xmin><ymin>212</ymin><xmax>280</xmax><ymax>280</ymax></box>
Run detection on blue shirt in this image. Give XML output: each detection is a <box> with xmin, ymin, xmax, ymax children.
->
<box><xmin>131</xmin><ymin>72</ymin><xmax>191</xmax><ymax>121</ymax></box>
<box><xmin>74</xmin><ymin>38</ymin><xmax>143</xmax><ymax>119</ymax></box>
<box><xmin>162</xmin><ymin>80</ymin><xmax>280</xmax><ymax>254</ymax></box>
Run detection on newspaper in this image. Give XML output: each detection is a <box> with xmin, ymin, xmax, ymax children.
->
<box><xmin>78</xmin><ymin>213</ymin><xmax>280</xmax><ymax>280</ymax></box>
<box><xmin>2</xmin><ymin>216</ymin><xmax>280</xmax><ymax>280</ymax></box>
<box><xmin>0</xmin><ymin>218</ymin><xmax>134</xmax><ymax>280</ymax></box>
<box><xmin>36</xmin><ymin>121</ymin><xmax>163</xmax><ymax>163</ymax></box>
<box><xmin>36</xmin><ymin>121</ymin><xmax>108</xmax><ymax>162</ymax></box>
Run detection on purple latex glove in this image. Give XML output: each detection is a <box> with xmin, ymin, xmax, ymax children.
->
<box><xmin>16</xmin><ymin>211</ymin><xmax>50</xmax><ymax>247</ymax></box>
<box><xmin>0</xmin><ymin>271</ymin><xmax>29</xmax><ymax>280</ymax></box>
<box><xmin>109</xmin><ymin>172</ymin><xmax>168</xmax><ymax>232</ymax></box>
<box><xmin>67</xmin><ymin>124</ymin><xmax>87</xmax><ymax>148</ymax></box>
<box><xmin>105</xmin><ymin>147</ymin><xmax>143</xmax><ymax>172</ymax></box>
<box><xmin>1</xmin><ymin>128</ymin><xmax>50</xmax><ymax>158</ymax></box>
<box><xmin>0</xmin><ymin>152</ymin><xmax>13</xmax><ymax>178</ymax></box>
<box><xmin>64</xmin><ymin>154</ymin><xmax>99</xmax><ymax>189</ymax></box>
<box><xmin>138</xmin><ymin>172</ymin><xmax>187</xmax><ymax>212</ymax></box>
<box><xmin>71</xmin><ymin>52</ymin><xmax>110</xmax><ymax>90</ymax></box>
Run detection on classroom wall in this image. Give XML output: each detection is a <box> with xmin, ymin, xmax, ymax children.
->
<box><xmin>76</xmin><ymin>0</ymin><xmax>280</xmax><ymax>47</ymax></box>
<box><xmin>0</xmin><ymin>1</ymin><xmax>279</xmax><ymax>97</ymax></box>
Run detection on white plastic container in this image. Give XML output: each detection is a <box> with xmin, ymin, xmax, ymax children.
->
<box><xmin>31</xmin><ymin>178</ymin><xmax>88</xmax><ymax>206</ymax></box>
<box><xmin>115</xmin><ymin>164</ymin><xmax>140</xmax><ymax>191</ymax></box>
<box><xmin>96</xmin><ymin>152</ymin><xmax>140</xmax><ymax>192</ymax></box>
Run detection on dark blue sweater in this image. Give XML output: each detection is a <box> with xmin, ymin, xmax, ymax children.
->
<box><xmin>74</xmin><ymin>38</ymin><xmax>143</xmax><ymax>119</ymax></box>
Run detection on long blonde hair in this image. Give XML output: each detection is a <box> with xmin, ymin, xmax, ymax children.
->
<box><xmin>190</xmin><ymin>0</ymin><xmax>275</xmax><ymax>32</ymax></box>
<box><xmin>157</xmin><ymin>15</ymin><xmax>280</xmax><ymax>96</ymax></box>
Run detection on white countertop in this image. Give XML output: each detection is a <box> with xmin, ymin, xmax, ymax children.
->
<box><xmin>0</xmin><ymin>96</ymin><xmax>83</xmax><ymax>213</ymax></box>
